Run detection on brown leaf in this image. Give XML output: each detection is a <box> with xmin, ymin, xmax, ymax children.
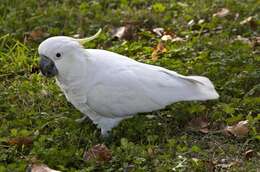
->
<box><xmin>213</xmin><ymin>8</ymin><xmax>230</xmax><ymax>18</ymax></box>
<box><xmin>24</xmin><ymin>28</ymin><xmax>49</xmax><ymax>43</ymax></box>
<box><xmin>111</xmin><ymin>24</ymin><xmax>135</xmax><ymax>40</ymax></box>
<box><xmin>147</xmin><ymin>146</ymin><xmax>158</xmax><ymax>158</ymax></box>
<box><xmin>199</xmin><ymin>128</ymin><xmax>209</xmax><ymax>134</ymax></box>
<box><xmin>7</xmin><ymin>137</ymin><xmax>33</xmax><ymax>146</ymax></box>
<box><xmin>151</xmin><ymin>42</ymin><xmax>167</xmax><ymax>62</ymax></box>
<box><xmin>83</xmin><ymin>144</ymin><xmax>112</xmax><ymax>163</ymax></box>
<box><xmin>239</xmin><ymin>16</ymin><xmax>257</xmax><ymax>30</ymax></box>
<box><xmin>204</xmin><ymin>160</ymin><xmax>216</xmax><ymax>172</ymax></box>
<box><xmin>224</xmin><ymin>120</ymin><xmax>249</xmax><ymax>137</ymax></box>
<box><xmin>187</xmin><ymin>117</ymin><xmax>209</xmax><ymax>134</ymax></box>
<box><xmin>252</xmin><ymin>37</ymin><xmax>260</xmax><ymax>47</ymax></box>
<box><xmin>244</xmin><ymin>149</ymin><xmax>254</xmax><ymax>160</ymax></box>
<box><xmin>27</xmin><ymin>163</ymin><xmax>61</xmax><ymax>172</ymax></box>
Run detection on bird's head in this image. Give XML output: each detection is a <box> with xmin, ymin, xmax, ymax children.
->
<box><xmin>38</xmin><ymin>29</ymin><xmax>101</xmax><ymax>77</ymax></box>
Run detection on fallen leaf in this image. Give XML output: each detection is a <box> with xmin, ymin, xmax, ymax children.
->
<box><xmin>199</xmin><ymin>128</ymin><xmax>209</xmax><ymax>134</ymax></box>
<box><xmin>24</xmin><ymin>28</ymin><xmax>49</xmax><ymax>43</ymax></box>
<box><xmin>215</xmin><ymin>159</ymin><xmax>241</xmax><ymax>170</ymax></box>
<box><xmin>146</xmin><ymin>114</ymin><xmax>156</xmax><ymax>119</ymax></box>
<box><xmin>234</xmin><ymin>13</ymin><xmax>240</xmax><ymax>20</ymax></box>
<box><xmin>147</xmin><ymin>146</ymin><xmax>158</xmax><ymax>158</ymax></box>
<box><xmin>244</xmin><ymin>149</ymin><xmax>254</xmax><ymax>160</ymax></box>
<box><xmin>161</xmin><ymin>31</ymin><xmax>180</xmax><ymax>42</ymax></box>
<box><xmin>198</xmin><ymin>19</ymin><xmax>205</xmax><ymax>24</ymax></box>
<box><xmin>83</xmin><ymin>144</ymin><xmax>112</xmax><ymax>163</ymax></box>
<box><xmin>27</xmin><ymin>163</ymin><xmax>61</xmax><ymax>172</ymax></box>
<box><xmin>111</xmin><ymin>24</ymin><xmax>135</xmax><ymax>40</ymax></box>
<box><xmin>152</xmin><ymin>28</ymin><xmax>164</xmax><ymax>37</ymax></box>
<box><xmin>234</xmin><ymin>35</ymin><xmax>252</xmax><ymax>45</ymax></box>
<box><xmin>151</xmin><ymin>42</ymin><xmax>167</xmax><ymax>62</ymax></box>
<box><xmin>240</xmin><ymin>16</ymin><xmax>253</xmax><ymax>25</ymax></box>
<box><xmin>240</xmin><ymin>16</ymin><xmax>257</xmax><ymax>30</ymax></box>
<box><xmin>215</xmin><ymin>162</ymin><xmax>238</xmax><ymax>169</ymax></box>
<box><xmin>72</xmin><ymin>34</ymin><xmax>81</xmax><ymax>38</ymax></box>
<box><xmin>252</xmin><ymin>37</ymin><xmax>260</xmax><ymax>47</ymax></box>
<box><xmin>187</xmin><ymin>19</ymin><xmax>195</xmax><ymax>27</ymax></box>
<box><xmin>161</xmin><ymin>35</ymin><xmax>173</xmax><ymax>41</ymax></box>
<box><xmin>213</xmin><ymin>8</ymin><xmax>230</xmax><ymax>18</ymax></box>
<box><xmin>204</xmin><ymin>160</ymin><xmax>216</xmax><ymax>172</ymax></box>
<box><xmin>7</xmin><ymin>137</ymin><xmax>33</xmax><ymax>146</ymax></box>
<box><xmin>187</xmin><ymin>117</ymin><xmax>209</xmax><ymax>134</ymax></box>
<box><xmin>40</xmin><ymin>89</ymin><xmax>50</xmax><ymax>97</ymax></box>
<box><xmin>172</xmin><ymin>37</ymin><xmax>185</xmax><ymax>42</ymax></box>
<box><xmin>223</xmin><ymin>120</ymin><xmax>249</xmax><ymax>137</ymax></box>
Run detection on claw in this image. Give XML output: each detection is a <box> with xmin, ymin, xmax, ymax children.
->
<box><xmin>75</xmin><ymin>115</ymin><xmax>88</xmax><ymax>123</ymax></box>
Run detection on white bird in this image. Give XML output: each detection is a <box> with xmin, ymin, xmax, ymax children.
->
<box><xmin>38</xmin><ymin>29</ymin><xmax>219</xmax><ymax>135</ymax></box>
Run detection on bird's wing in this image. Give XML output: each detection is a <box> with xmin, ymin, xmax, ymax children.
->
<box><xmin>85</xmin><ymin>49</ymin><xmax>219</xmax><ymax>118</ymax></box>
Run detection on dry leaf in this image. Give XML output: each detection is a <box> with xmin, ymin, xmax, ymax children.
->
<box><xmin>172</xmin><ymin>37</ymin><xmax>185</xmax><ymax>42</ymax></box>
<box><xmin>199</xmin><ymin>128</ymin><xmax>209</xmax><ymax>134</ymax></box>
<box><xmin>215</xmin><ymin>161</ymin><xmax>240</xmax><ymax>169</ymax></box>
<box><xmin>213</xmin><ymin>8</ymin><xmax>230</xmax><ymax>18</ymax></box>
<box><xmin>235</xmin><ymin>35</ymin><xmax>252</xmax><ymax>45</ymax></box>
<box><xmin>240</xmin><ymin>16</ymin><xmax>253</xmax><ymax>25</ymax></box>
<box><xmin>83</xmin><ymin>144</ymin><xmax>112</xmax><ymax>163</ymax></box>
<box><xmin>252</xmin><ymin>37</ymin><xmax>260</xmax><ymax>47</ymax></box>
<box><xmin>224</xmin><ymin>120</ymin><xmax>249</xmax><ymax>137</ymax></box>
<box><xmin>234</xmin><ymin>13</ymin><xmax>240</xmax><ymax>20</ymax></box>
<box><xmin>40</xmin><ymin>89</ymin><xmax>50</xmax><ymax>97</ymax></box>
<box><xmin>198</xmin><ymin>19</ymin><xmax>205</xmax><ymax>24</ymax></box>
<box><xmin>27</xmin><ymin>163</ymin><xmax>61</xmax><ymax>172</ymax></box>
<box><xmin>161</xmin><ymin>35</ymin><xmax>173</xmax><ymax>41</ymax></box>
<box><xmin>240</xmin><ymin>16</ymin><xmax>257</xmax><ymax>30</ymax></box>
<box><xmin>187</xmin><ymin>117</ymin><xmax>209</xmax><ymax>134</ymax></box>
<box><xmin>72</xmin><ymin>34</ymin><xmax>80</xmax><ymax>38</ymax></box>
<box><xmin>111</xmin><ymin>24</ymin><xmax>135</xmax><ymax>40</ymax></box>
<box><xmin>24</xmin><ymin>28</ymin><xmax>49</xmax><ymax>43</ymax></box>
<box><xmin>151</xmin><ymin>42</ymin><xmax>167</xmax><ymax>62</ymax></box>
<box><xmin>152</xmin><ymin>28</ymin><xmax>165</xmax><ymax>37</ymax></box>
<box><xmin>244</xmin><ymin>149</ymin><xmax>254</xmax><ymax>160</ymax></box>
<box><xmin>187</xmin><ymin>19</ymin><xmax>195</xmax><ymax>27</ymax></box>
<box><xmin>7</xmin><ymin>137</ymin><xmax>33</xmax><ymax>146</ymax></box>
<box><xmin>204</xmin><ymin>160</ymin><xmax>216</xmax><ymax>172</ymax></box>
<box><xmin>147</xmin><ymin>146</ymin><xmax>158</xmax><ymax>158</ymax></box>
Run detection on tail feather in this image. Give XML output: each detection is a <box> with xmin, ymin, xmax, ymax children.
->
<box><xmin>180</xmin><ymin>75</ymin><xmax>219</xmax><ymax>101</ymax></box>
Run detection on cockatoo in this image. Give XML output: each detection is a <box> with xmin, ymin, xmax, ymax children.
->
<box><xmin>39</xmin><ymin>29</ymin><xmax>219</xmax><ymax>135</ymax></box>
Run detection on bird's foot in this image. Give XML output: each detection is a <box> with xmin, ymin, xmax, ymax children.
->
<box><xmin>75</xmin><ymin>115</ymin><xmax>88</xmax><ymax>123</ymax></box>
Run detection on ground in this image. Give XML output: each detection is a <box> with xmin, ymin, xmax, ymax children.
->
<box><xmin>0</xmin><ymin>0</ymin><xmax>259</xmax><ymax>171</ymax></box>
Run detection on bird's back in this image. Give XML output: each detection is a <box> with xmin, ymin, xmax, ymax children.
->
<box><xmin>81</xmin><ymin>49</ymin><xmax>219</xmax><ymax>118</ymax></box>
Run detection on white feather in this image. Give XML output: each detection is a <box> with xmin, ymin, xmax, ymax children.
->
<box><xmin>83</xmin><ymin>49</ymin><xmax>219</xmax><ymax>117</ymax></box>
<box><xmin>39</xmin><ymin>37</ymin><xmax>219</xmax><ymax>135</ymax></box>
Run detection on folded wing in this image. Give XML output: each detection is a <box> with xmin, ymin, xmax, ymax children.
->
<box><xmin>85</xmin><ymin>49</ymin><xmax>219</xmax><ymax>118</ymax></box>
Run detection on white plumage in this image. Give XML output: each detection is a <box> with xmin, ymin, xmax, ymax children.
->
<box><xmin>38</xmin><ymin>30</ymin><xmax>219</xmax><ymax>135</ymax></box>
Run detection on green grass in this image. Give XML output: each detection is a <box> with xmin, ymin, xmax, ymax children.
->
<box><xmin>0</xmin><ymin>0</ymin><xmax>259</xmax><ymax>171</ymax></box>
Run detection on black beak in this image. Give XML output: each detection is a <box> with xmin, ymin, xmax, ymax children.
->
<box><xmin>39</xmin><ymin>55</ymin><xmax>58</xmax><ymax>77</ymax></box>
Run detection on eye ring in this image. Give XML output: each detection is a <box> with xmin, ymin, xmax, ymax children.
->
<box><xmin>54</xmin><ymin>52</ymin><xmax>62</xmax><ymax>60</ymax></box>
<box><xmin>56</xmin><ymin>53</ymin><xmax>61</xmax><ymax>58</ymax></box>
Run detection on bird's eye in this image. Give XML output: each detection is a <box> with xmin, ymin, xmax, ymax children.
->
<box><xmin>56</xmin><ymin>53</ymin><xmax>61</xmax><ymax>58</ymax></box>
<box><xmin>54</xmin><ymin>52</ymin><xmax>62</xmax><ymax>60</ymax></box>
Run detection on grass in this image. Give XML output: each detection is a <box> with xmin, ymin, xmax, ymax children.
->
<box><xmin>0</xmin><ymin>0</ymin><xmax>259</xmax><ymax>171</ymax></box>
